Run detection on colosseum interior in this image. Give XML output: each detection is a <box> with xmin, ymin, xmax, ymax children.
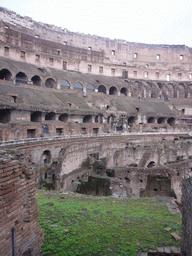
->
<box><xmin>0</xmin><ymin>7</ymin><xmax>192</xmax><ymax>255</ymax></box>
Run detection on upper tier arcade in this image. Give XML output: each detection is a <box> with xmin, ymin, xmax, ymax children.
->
<box><xmin>0</xmin><ymin>7</ymin><xmax>192</xmax><ymax>82</ymax></box>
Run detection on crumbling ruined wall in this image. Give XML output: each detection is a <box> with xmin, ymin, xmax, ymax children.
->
<box><xmin>181</xmin><ymin>177</ymin><xmax>192</xmax><ymax>256</ymax></box>
<box><xmin>0</xmin><ymin>150</ymin><xmax>44</xmax><ymax>256</ymax></box>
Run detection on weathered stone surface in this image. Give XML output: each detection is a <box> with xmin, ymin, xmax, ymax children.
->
<box><xmin>171</xmin><ymin>232</ymin><xmax>181</xmax><ymax>240</ymax></box>
<box><xmin>164</xmin><ymin>227</ymin><xmax>172</xmax><ymax>231</ymax></box>
<box><xmin>0</xmin><ymin>151</ymin><xmax>44</xmax><ymax>256</ymax></box>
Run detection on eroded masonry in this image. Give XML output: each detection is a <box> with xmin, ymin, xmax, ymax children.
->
<box><xmin>0</xmin><ymin>7</ymin><xmax>192</xmax><ymax>255</ymax></box>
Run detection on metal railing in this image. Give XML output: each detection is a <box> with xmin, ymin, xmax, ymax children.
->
<box><xmin>0</xmin><ymin>131</ymin><xmax>190</xmax><ymax>147</ymax></box>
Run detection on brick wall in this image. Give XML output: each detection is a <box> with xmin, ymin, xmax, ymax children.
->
<box><xmin>0</xmin><ymin>150</ymin><xmax>44</xmax><ymax>256</ymax></box>
<box><xmin>181</xmin><ymin>177</ymin><xmax>192</xmax><ymax>256</ymax></box>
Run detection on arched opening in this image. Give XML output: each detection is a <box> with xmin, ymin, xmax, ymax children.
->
<box><xmin>0</xmin><ymin>69</ymin><xmax>12</xmax><ymax>81</ymax></box>
<box><xmin>120</xmin><ymin>87</ymin><xmax>127</xmax><ymax>96</ymax></box>
<box><xmin>31</xmin><ymin>111</ymin><xmax>42</xmax><ymax>122</ymax></box>
<box><xmin>167</xmin><ymin>117</ymin><xmax>175</xmax><ymax>126</ymax></box>
<box><xmin>151</xmin><ymin>91</ymin><xmax>157</xmax><ymax>98</ymax></box>
<box><xmin>109</xmin><ymin>86</ymin><xmax>117</xmax><ymax>95</ymax></box>
<box><xmin>128</xmin><ymin>116</ymin><xmax>135</xmax><ymax>126</ymax></box>
<box><xmin>147</xmin><ymin>161</ymin><xmax>156</xmax><ymax>168</ymax></box>
<box><xmin>60</xmin><ymin>80</ymin><xmax>70</xmax><ymax>89</ymax></box>
<box><xmin>98</xmin><ymin>85</ymin><xmax>106</xmax><ymax>94</ymax></box>
<box><xmin>107</xmin><ymin>116</ymin><xmax>111</xmax><ymax>124</ymax></box>
<box><xmin>59</xmin><ymin>113</ymin><xmax>68</xmax><ymax>122</ymax></box>
<box><xmin>83</xmin><ymin>115</ymin><xmax>92</xmax><ymax>123</ymax></box>
<box><xmin>148</xmin><ymin>117</ymin><xmax>155</xmax><ymax>123</ymax></box>
<box><xmin>40</xmin><ymin>150</ymin><xmax>51</xmax><ymax>166</ymax></box>
<box><xmin>31</xmin><ymin>75</ymin><xmax>41</xmax><ymax>86</ymax></box>
<box><xmin>45</xmin><ymin>78</ymin><xmax>56</xmax><ymax>88</ymax></box>
<box><xmin>73</xmin><ymin>82</ymin><xmax>83</xmax><ymax>91</ymax></box>
<box><xmin>157</xmin><ymin>82</ymin><xmax>163</xmax><ymax>89</ymax></box>
<box><xmin>95</xmin><ymin>115</ymin><xmax>99</xmax><ymax>123</ymax></box>
<box><xmin>45</xmin><ymin>112</ymin><xmax>56</xmax><ymax>120</ymax></box>
<box><xmin>157</xmin><ymin>117</ymin><xmax>165</xmax><ymax>124</ymax></box>
<box><xmin>86</xmin><ymin>83</ymin><xmax>95</xmax><ymax>92</ymax></box>
<box><xmin>0</xmin><ymin>109</ymin><xmax>11</xmax><ymax>123</ymax></box>
<box><xmin>16</xmin><ymin>72</ymin><xmax>28</xmax><ymax>84</ymax></box>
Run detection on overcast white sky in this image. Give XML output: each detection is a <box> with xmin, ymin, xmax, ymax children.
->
<box><xmin>1</xmin><ymin>0</ymin><xmax>192</xmax><ymax>47</ymax></box>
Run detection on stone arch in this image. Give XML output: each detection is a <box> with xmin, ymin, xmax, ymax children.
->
<box><xmin>167</xmin><ymin>117</ymin><xmax>175</xmax><ymax>126</ymax></box>
<box><xmin>0</xmin><ymin>68</ymin><xmax>12</xmax><ymax>81</ymax></box>
<box><xmin>45</xmin><ymin>78</ymin><xmax>56</xmax><ymax>88</ymax></box>
<box><xmin>83</xmin><ymin>115</ymin><xmax>92</xmax><ymax>123</ymax></box>
<box><xmin>59</xmin><ymin>113</ymin><xmax>68</xmax><ymax>122</ymax></box>
<box><xmin>73</xmin><ymin>82</ymin><xmax>83</xmax><ymax>91</ymax></box>
<box><xmin>31</xmin><ymin>111</ymin><xmax>42</xmax><ymax>122</ymax></box>
<box><xmin>98</xmin><ymin>85</ymin><xmax>106</xmax><ymax>94</ymax></box>
<box><xmin>109</xmin><ymin>86</ymin><xmax>118</xmax><ymax>95</ymax></box>
<box><xmin>45</xmin><ymin>112</ymin><xmax>56</xmax><ymax>120</ymax></box>
<box><xmin>60</xmin><ymin>80</ymin><xmax>70</xmax><ymax>89</ymax></box>
<box><xmin>16</xmin><ymin>72</ymin><xmax>28</xmax><ymax>84</ymax></box>
<box><xmin>128</xmin><ymin>116</ymin><xmax>136</xmax><ymax>126</ymax></box>
<box><xmin>148</xmin><ymin>117</ymin><xmax>155</xmax><ymax>123</ymax></box>
<box><xmin>86</xmin><ymin>83</ymin><xmax>95</xmax><ymax>92</ymax></box>
<box><xmin>157</xmin><ymin>82</ymin><xmax>163</xmax><ymax>89</ymax></box>
<box><xmin>147</xmin><ymin>161</ymin><xmax>156</xmax><ymax>168</ymax></box>
<box><xmin>120</xmin><ymin>87</ymin><xmax>128</xmax><ymax>96</ymax></box>
<box><xmin>157</xmin><ymin>117</ymin><xmax>165</xmax><ymax>124</ymax></box>
<box><xmin>31</xmin><ymin>75</ymin><xmax>41</xmax><ymax>86</ymax></box>
<box><xmin>40</xmin><ymin>150</ymin><xmax>51</xmax><ymax>166</ymax></box>
<box><xmin>0</xmin><ymin>109</ymin><xmax>11</xmax><ymax>123</ymax></box>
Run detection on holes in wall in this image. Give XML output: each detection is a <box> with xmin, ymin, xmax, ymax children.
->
<box><xmin>27</xmin><ymin>129</ymin><xmax>36</xmax><ymax>138</ymax></box>
<box><xmin>41</xmin><ymin>150</ymin><xmax>51</xmax><ymax>167</ymax></box>
<box><xmin>0</xmin><ymin>69</ymin><xmax>12</xmax><ymax>81</ymax></box>
<box><xmin>56</xmin><ymin>128</ymin><xmax>63</xmax><ymax>136</ymax></box>
<box><xmin>112</xmin><ymin>50</ymin><xmax>115</xmax><ymax>56</ymax></box>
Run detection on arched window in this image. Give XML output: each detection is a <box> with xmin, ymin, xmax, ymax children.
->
<box><xmin>167</xmin><ymin>117</ymin><xmax>175</xmax><ymax>126</ymax></box>
<box><xmin>60</xmin><ymin>80</ymin><xmax>70</xmax><ymax>89</ymax></box>
<box><xmin>45</xmin><ymin>112</ymin><xmax>56</xmax><ymax>120</ymax></box>
<box><xmin>86</xmin><ymin>83</ymin><xmax>95</xmax><ymax>92</ymax></box>
<box><xmin>148</xmin><ymin>117</ymin><xmax>155</xmax><ymax>123</ymax></box>
<box><xmin>98</xmin><ymin>85</ymin><xmax>106</xmax><ymax>94</ymax></box>
<box><xmin>83</xmin><ymin>115</ymin><xmax>92</xmax><ymax>123</ymax></box>
<box><xmin>31</xmin><ymin>111</ymin><xmax>42</xmax><ymax>122</ymax></box>
<box><xmin>16</xmin><ymin>72</ymin><xmax>28</xmax><ymax>84</ymax></box>
<box><xmin>59</xmin><ymin>113</ymin><xmax>68</xmax><ymax>122</ymax></box>
<box><xmin>120</xmin><ymin>87</ymin><xmax>127</xmax><ymax>96</ymax></box>
<box><xmin>157</xmin><ymin>117</ymin><xmax>165</xmax><ymax>124</ymax></box>
<box><xmin>73</xmin><ymin>82</ymin><xmax>83</xmax><ymax>91</ymax></box>
<box><xmin>45</xmin><ymin>78</ymin><xmax>56</xmax><ymax>88</ymax></box>
<box><xmin>0</xmin><ymin>69</ymin><xmax>12</xmax><ymax>81</ymax></box>
<box><xmin>0</xmin><ymin>109</ymin><xmax>11</xmax><ymax>123</ymax></box>
<box><xmin>109</xmin><ymin>86</ymin><xmax>118</xmax><ymax>95</ymax></box>
<box><xmin>128</xmin><ymin>116</ymin><xmax>135</xmax><ymax>126</ymax></box>
<box><xmin>31</xmin><ymin>75</ymin><xmax>41</xmax><ymax>86</ymax></box>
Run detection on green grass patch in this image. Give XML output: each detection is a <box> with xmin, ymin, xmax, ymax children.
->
<box><xmin>37</xmin><ymin>190</ymin><xmax>181</xmax><ymax>256</ymax></box>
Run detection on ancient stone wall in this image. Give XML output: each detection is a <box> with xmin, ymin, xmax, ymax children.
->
<box><xmin>181</xmin><ymin>177</ymin><xmax>192</xmax><ymax>255</ymax></box>
<box><xmin>0</xmin><ymin>150</ymin><xmax>44</xmax><ymax>256</ymax></box>
<box><xmin>0</xmin><ymin>7</ymin><xmax>192</xmax><ymax>81</ymax></box>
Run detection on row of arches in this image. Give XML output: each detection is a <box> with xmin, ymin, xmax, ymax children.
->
<box><xmin>1</xmin><ymin>68</ymin><xmax>192</xmax><ymax>99</ymax></box>
<box><xmin>0</xmin><ymin>108</ymin><xmax>176</xmax><ymax>127</ymax></box>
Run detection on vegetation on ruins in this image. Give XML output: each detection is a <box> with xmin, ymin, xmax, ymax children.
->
<box><xmin>37</xmin><ymin>190</ymin><xmax>181</xmax><ymax>255</ymax></box>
